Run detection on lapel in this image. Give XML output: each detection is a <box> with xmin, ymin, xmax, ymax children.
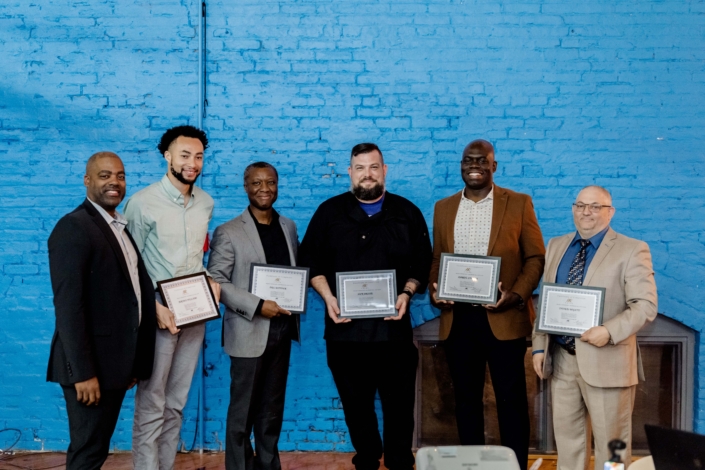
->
<box><xmin>82</xmin><ymin>199</ymin><xmax>133</xmax><ymax>285</ymax></box>
<box><xmin>278</xmin><ymin>217</ymin><xmax>297</xmax><ymax>266</ymax></box>
<box><xmin>487</xmin><ymin>185</ymin><xmax>508</xmax><ymax>255</ymax></box>
<box><xmin>583</xmin><ymin>227</ymin><xmax>617</xmax><ymax>285</ymax></box>
<box><xmin>444</xmin><ymin>192</ymin><xmax>462</xmax><ymax>252</ymax></box>
<box><xmin>546</xmin><ymin>233</ymin><xmax>574</xmax><ymax>283</ymax></box>
<box><xmin>240</xmin><ymin>208</ymin><xmax>267</xmax><ymax>263</ymax></box>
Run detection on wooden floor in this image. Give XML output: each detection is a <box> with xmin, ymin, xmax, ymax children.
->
<box><xmin>0</xmin><ymin>452</ymin><xmax>560</xmax><ymax>470</ymax></box>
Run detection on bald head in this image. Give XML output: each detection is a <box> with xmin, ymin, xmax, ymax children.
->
<box><xmin>578</xmin><ymin>185</ymin><xmax>612</xmax><ymax>205</ymax></box>
<box><xmin>86</xmin><ymin>151</ymin><xmax>121</xmax><ymax>175</ymax></box>
<box><xmin>463</xmin><ymin>139</ymin><xmax>494</xmax><ymax>158</ymax></box>
<box><xmin>573</xmin><ymin>185</ymin><xmax>615</xmax><ymax>238</ymax></box>
<box><xmin>460</xmin><ymin>139</ymin><xmax>497</xmax><ymax>195</ymax></box>
<box><xmin>84</xmin><ymin>151</ymin><xmax>126</xmax><ymax>216</ymax></box>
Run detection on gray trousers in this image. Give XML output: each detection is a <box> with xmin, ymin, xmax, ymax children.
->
<box><xmin>132</xmin><ymin>322</ymin><xmax>205</xmax><ymax>470</ymax></box>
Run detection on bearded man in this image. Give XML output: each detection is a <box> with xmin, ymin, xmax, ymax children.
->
<box><xmin>299</xmin><ymin>143</ymin><xmax>432</xmax><ymax>470</ymax></box>
<box><xmin>125</xmin><ymin>125</ymin><xmax>221</xmax><ymax>470</ymax></box>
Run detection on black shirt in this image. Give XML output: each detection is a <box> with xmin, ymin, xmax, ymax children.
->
<box><xmin>248</xmin><ymin>207</ymin><xmax>294</xmax><ymax>339</ymax></box>
<box><xmin>299</xmin><ymin>191</ymin><xmax>432</xmax><ymax>342</ymax></box>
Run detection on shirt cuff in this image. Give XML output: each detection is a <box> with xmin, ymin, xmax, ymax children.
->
<box><xmin>532</xmin><ymin>350</ymin><xmax>544</xmax><ymax>355</ymax></box>
<box><xmin>254</xmin><ymin>299</ymin><xmax>264</xmax><ymax>317</ymax></box>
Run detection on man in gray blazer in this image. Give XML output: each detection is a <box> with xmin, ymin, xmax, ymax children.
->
<box><xmin>208</xmin><ymin>162</ymin><xmax>300</xmax><ymax>470</ymax></box>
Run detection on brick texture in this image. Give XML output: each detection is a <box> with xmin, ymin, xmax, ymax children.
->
<box><xmin>0</xmin><ymin>0</ymin><xmax>704</xmax><ymax>451</ymax></box>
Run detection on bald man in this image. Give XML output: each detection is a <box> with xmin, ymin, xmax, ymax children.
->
<box><xmin>47</xmin><ymin>152</ymin><xmax>157</xmax><ymax>469</ymax></box>
<box><xmin>532</xmin><ymin>186</ymin><xmax>657</xmax><ymax>470</ymax></box>
<box><xmin>429</xmin><ymin>140</ymin><xmax>545</xmax><ymax>470</ymax></box>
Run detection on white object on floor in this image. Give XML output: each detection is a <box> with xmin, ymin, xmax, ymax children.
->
<box><xmin>416</xmin><ymin>446</ymin><xmax>521</xmax><ymax>470</ymax></box>
<box><xmin>628</xmin><ymin>456</ymin><xmax>655</xmax><ymax>470</ymax></box>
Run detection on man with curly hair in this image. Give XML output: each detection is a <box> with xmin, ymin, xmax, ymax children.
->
<box><xmin>125</xmin><ymin>125</ymin><xmax>221</xmax><ymax>470</ymax></box>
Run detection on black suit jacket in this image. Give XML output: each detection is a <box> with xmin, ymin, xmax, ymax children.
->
<box><xmin>46</xmin><ymin>199</ymin><xmax>157</xmax><ymax>390</ymax></box>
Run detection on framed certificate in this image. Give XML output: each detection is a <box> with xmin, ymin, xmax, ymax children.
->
<box><xmin>436</xmin><ymin>253</ymin><xmax>501</xmax><ymax>304</ymax></box>
<box><xmin>157</xmin><ymin>272</ymin><xmax>221</xmax><ymax>327</ymax></box>
<box><xmin>249</xmin><ymin>264</ymin><xmax>309</xmax><ymax>314</ymax></box>
<box><xmin>535</xmin><ymin>283</ymin><xmax>606</xmax><ymax>336</ymax></box>
<box><xmin>336</xmin><ymin>270</ymin><xmax>397</xmax><ymax>319</ymax></box>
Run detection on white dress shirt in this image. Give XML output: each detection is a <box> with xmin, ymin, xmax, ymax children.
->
<box><xmin>453</xmin><ymin>186</ymin><xmax>494</xmax><ymax>256</ymax></box>
<box><xmin>89</xmin><ymin>198</ymin><xmax>142</xmax><ymax>323</ymax></box>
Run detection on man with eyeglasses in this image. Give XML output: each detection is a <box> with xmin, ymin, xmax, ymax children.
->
<box><xmin>532</xmin><ymin>185</ymin><xmax>657</xmax><ymax>470</ymax></box>
<box><xmin>429</xmin><ymin>139</ymin><xmax>545</xmax><ymax>470</ymax></box>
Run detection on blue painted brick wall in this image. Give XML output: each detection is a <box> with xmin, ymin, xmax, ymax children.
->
<box><xmin>1</xmin><ymin>0</ymin><xmax>704</xmax><ymax>452</ymax></box>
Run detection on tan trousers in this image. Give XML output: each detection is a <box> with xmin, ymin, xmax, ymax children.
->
<box><xmin>551</xmin><ymin>347</ymin><xmax>636</xmax><ymax>470</ymax></box>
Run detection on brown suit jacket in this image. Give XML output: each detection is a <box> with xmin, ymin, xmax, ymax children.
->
<box><xmin>429</xmin><ymin>185</ymin><xmax>546</xmax><ymax>341</ymax></box>
<box><xmin>532</xmin><ymin>228</ymin><xmax>658</xmax><ymax>387</ymax></box>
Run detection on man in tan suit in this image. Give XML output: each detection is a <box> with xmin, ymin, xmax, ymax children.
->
<box><xmin>532</xmin><ymin>185</ymin><xmax>657</xmax><ymax>470</ymax></box>
<box><xmin>429</xmin><ymin>139</ymin><xmax>545</xmax><ymax>470</ymax></box>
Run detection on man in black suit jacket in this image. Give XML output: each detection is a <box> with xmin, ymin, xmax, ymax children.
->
<box><xmin>47</xmin><ymin>152</ymin><xmax>157</xmax><ymax>470</ymax></box>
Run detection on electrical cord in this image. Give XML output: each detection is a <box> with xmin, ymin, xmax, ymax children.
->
<box><xmin>0</xmin><ymin>428</ymin><xmax>64</xmax><ymax>469</ymax></box>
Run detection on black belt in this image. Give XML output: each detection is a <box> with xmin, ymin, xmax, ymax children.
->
<box><xmin>554</xmin><ymin>340</ymin><xmax>576</xmax><ymax>355</ymax></box>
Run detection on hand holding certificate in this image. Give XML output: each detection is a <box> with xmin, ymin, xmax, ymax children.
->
<box><xmin>249</xmin><ymin>264</ymin><xmax>309</xmax><ymax>314</ymax></box>
<box><xmin>436</xmin><ymin>253</ymin><xmax>501</xmax><ymax>304</ymax></box>
<box><xmin>157</xmin><ymin>272</ymin><xmax>221</xmax><ymax>327</ymax></box>
<box><xmin>535</xmin><ymin>283</ymin><xmax>605</xmax><ymax>336</ymax></box>
<box><xmin>336</xmin><ymin>270</ymin><xmax>397</xmax><ymax>319</ymax></box>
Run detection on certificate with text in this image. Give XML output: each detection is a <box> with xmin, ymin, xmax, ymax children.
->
<box><xmin>535</xmin><ymin>283</ymin><xmax>605</xmax><ymax>336</ymax></box>
<box><xmin>249</xmin><ymin>264</ymin><xmax>309</xmax><ymax>314</ymax></box>
<box><xmin>157</xmin><ymin>272</ymin><xmax>221</xmax><ymax>327</ymax></box>
<box><xmin>436</xmin><ymin>253</ymin><xmax>501</xmax><ymax>304</ymax></box>
<box><xmin>336</xmin><ymin>270</ymin><xmax>397</xmax><ymax>319</ymax></box>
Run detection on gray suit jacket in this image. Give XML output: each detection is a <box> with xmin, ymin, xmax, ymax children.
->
<box><xmin>532</xmin><ymin>228</ymin><xmax>658</xmax><ymax>388</ymax></box>
<box><xmin>208</xmin><ymin>208</ymin><xmax>300</xmax><ymax>358</ymax></box>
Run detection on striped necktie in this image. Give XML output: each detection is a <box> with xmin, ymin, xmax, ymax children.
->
<box><xmin>560</xmin><ymin>239</ymin><xmax>591</xmax><ymax>349</ymax></box>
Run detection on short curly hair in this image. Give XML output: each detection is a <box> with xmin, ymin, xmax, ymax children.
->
<box><xmin>157</xmin><ymin>125</ymin><xmax>209</xmax><ymax>155</ymax></box>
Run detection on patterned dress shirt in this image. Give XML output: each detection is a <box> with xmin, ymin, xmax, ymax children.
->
<box><xmin>453</xmin><ymin>186</ymin><xmax>494</xmax><ymax>256</ymax></box>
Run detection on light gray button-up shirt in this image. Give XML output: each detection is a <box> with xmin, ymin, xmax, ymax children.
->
<box><xmin>88</xmin><ymin>198</ymin><xmax>142</xmax><ymax>323</ymax></box>
<box><xmin>124</xmin><ymin>175</ymin><xmax>214</xmax><ymax>289</ymax></box>
<box><xmin>453</xmin><ymin>186</ymin><xmax>494</xmax><ymax>256</ymax></box>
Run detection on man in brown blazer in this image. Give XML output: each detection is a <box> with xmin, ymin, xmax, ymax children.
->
<box><xmin>429</xmin><ymin>139</ymin><xmax>545</xmax><ymax>470</ymax></box>
<box><xmin>532</xmin><ymin>185</ymin><xmax>657</xmax><ymax>470</ymax></box>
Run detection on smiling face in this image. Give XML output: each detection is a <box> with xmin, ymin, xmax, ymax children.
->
<box><xmin>245</xmin><ymin>167</ymin><xmax>278</xmax><ymax>211</ymax></box>
<box><xmin>348</xmin><ymin>150</ymin><xmax>387</xmax><ymax>201</ymax></box>
<box><xmin>84</xmin><ymin>153</ymin><xmax>126</xmax><ymax>215</ymax></box>
<box><xmin>164</xmin><ymin>136</ymin><xmax>204</xmax><ymax>186</ymax></box>
<box><xmin>572</xmin><ymin>186</ymin><xmax>615</xmax><ymax>238</ymax></box>
<box><xmin>460</xmin><ymin>140</ymin><xmax>497</xmax><ymax>191</ymax></box>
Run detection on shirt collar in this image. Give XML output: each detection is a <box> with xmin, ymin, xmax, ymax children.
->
<box><xmin>87</xmin><ymin>197</ymin><xmax>127</xmax><ymax>227</ymax></box>
<box><xmin>461</xmin><ymin>186</ymin><xmax>494</xmax><ymax>203</ymax></box>
<box><xmin>159</xmin><ymin>174</ymin><xmax>194</xmax><ymax>206</ymax></box>
<box><xmin>571</xmin><ymin>226</ymin><xmax>610</xmax><ymax>248</ymax></box>
<box><xmin>248</xmin><ymin>206</ymin><xmax>280</xmax><ymax>227</ymax></box>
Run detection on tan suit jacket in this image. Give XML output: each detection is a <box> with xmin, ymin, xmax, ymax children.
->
<box><xmin>532</xmin><ymin>228</ymin><xmax>658</xmax><ymax>388</ymax></box>
<box><xmin>429</xmin><ymin>185</ymin><xmax>546</xmax><ymax>341</ymax></box>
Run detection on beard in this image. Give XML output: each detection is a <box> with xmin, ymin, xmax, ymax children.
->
<box><xmin>352</xmin><ymin>180</ymin><xmax>385</xmax><ymax>201</ymax></box>
<box><xmin>170</xmin><ymin>164</ymin><xmax>199</xmax><ymax>186</ymax></box>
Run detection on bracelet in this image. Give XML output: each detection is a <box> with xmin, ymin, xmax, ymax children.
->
<box><xmin>401</xmin><ymin>289</ymin><xmax>414</xmax><ymax>298</ymax></box>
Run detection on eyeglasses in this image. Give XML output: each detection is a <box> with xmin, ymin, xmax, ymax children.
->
<box><xmin>572</xmin><ymin>203</ymin><xmax>612</xmax><ymax>213</ymax></box>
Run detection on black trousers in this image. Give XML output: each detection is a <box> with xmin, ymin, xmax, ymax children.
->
<box><xmin>225</xmin><ymin>333</ymin><xmax>292</xmax><ymax>470</ymax></box>
<box><xmin>326</xmin><ymin>340</ymin><xmax>418</xmax><ymax>470</ymax></box>
<box><xmin>61</xmin><ymin>385</ymin><xmax>127</xmax><ymax>470</ymax></box>
<box><xmin>444</xmin><ymin>305</ymin><xmax>529</xmax><ymax>470</ymax></box>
